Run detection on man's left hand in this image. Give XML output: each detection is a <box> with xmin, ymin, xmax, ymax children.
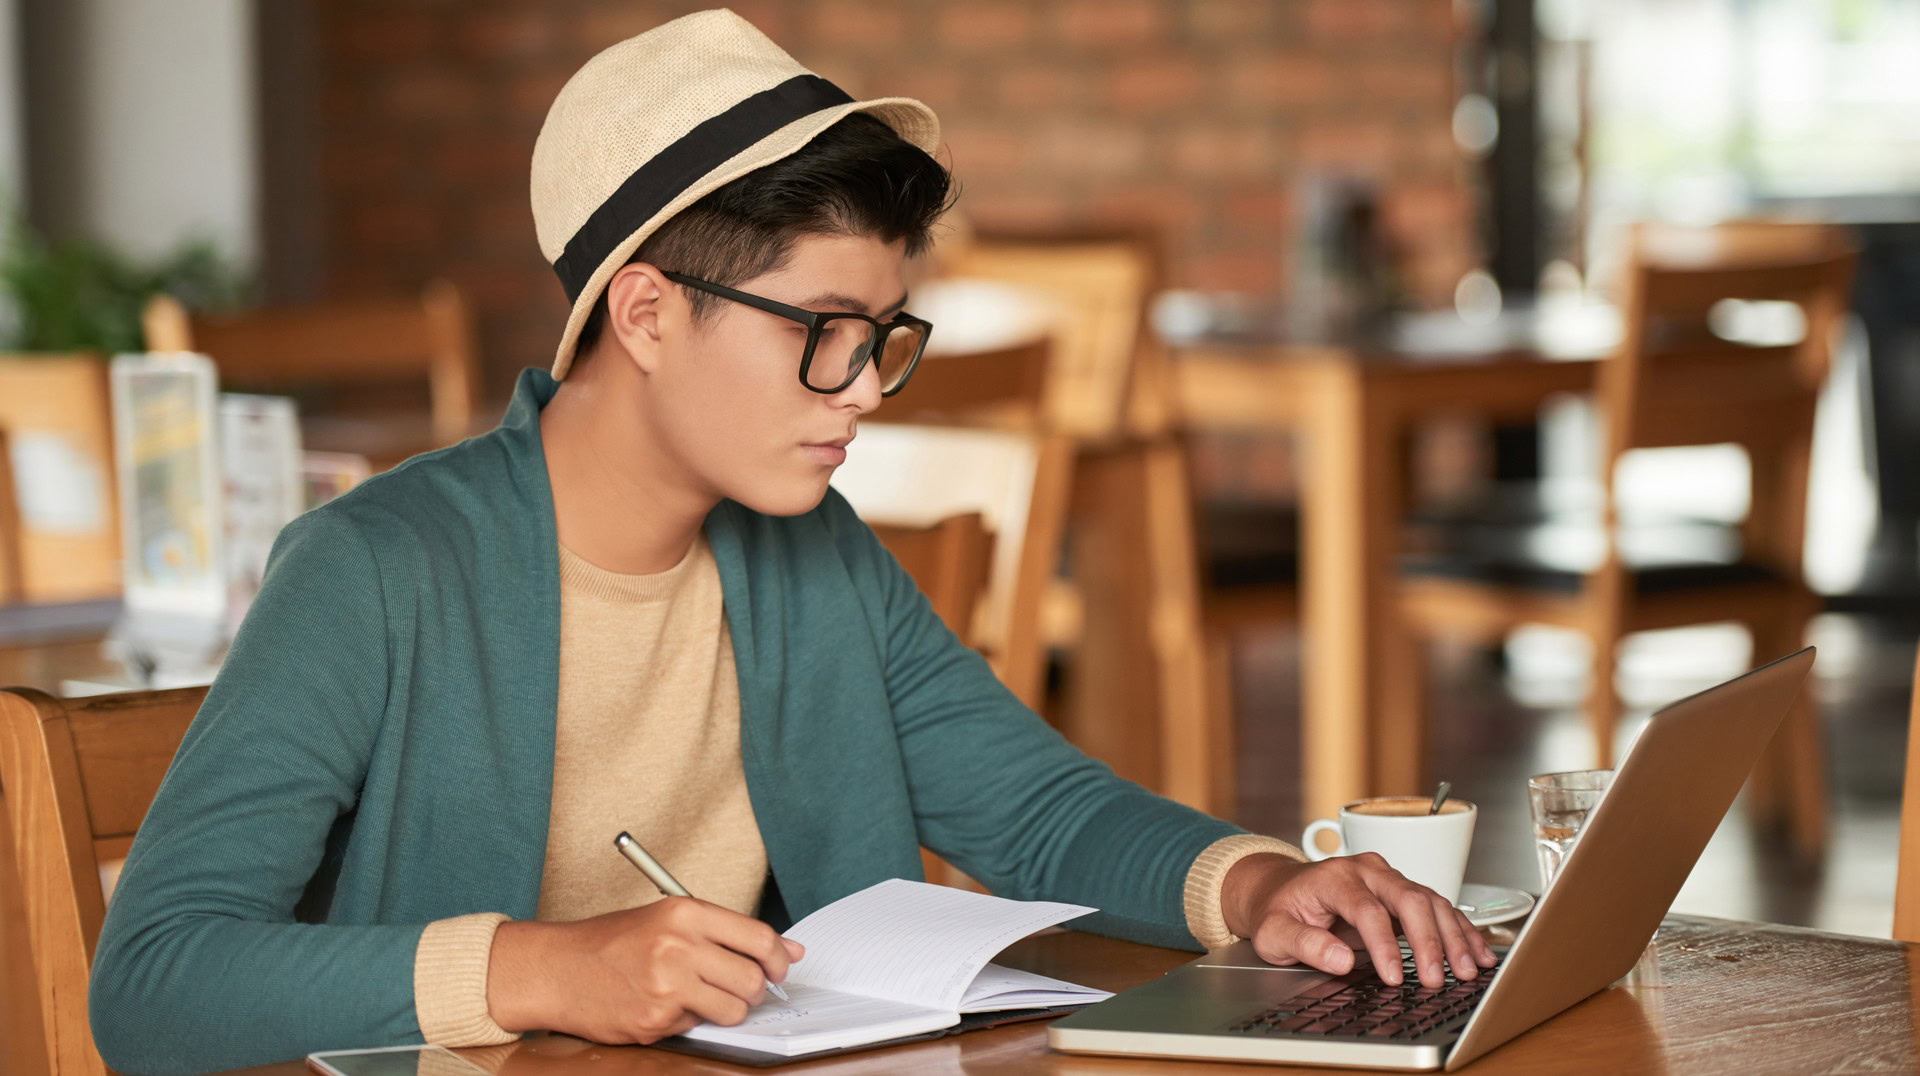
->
<box><xmin>1220</xmin><ymin>852</ymin><xmax>1497</xmax><ymax>988</ymax></box>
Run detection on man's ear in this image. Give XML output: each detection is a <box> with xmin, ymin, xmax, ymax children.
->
<box><xmin>602</xmin><ymin>262</ymin><xmax>674</xmax><ymax>375</ymax></box>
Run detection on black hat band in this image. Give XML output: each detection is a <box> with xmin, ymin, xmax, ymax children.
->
<box><xmin>551</xmin><ymin>73</ymin><xmax>855</xmax><ymax>303</ymax></box>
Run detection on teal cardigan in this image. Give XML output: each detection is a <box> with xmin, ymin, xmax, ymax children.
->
<box><xmin>88</xmin><ymin>368</ymin><xmax>1243</xmax><ymax>1074</ymax></box>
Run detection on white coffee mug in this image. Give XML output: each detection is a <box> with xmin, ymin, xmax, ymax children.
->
<box><xmin>1301</xmin><ymin>797</ymin><xmax>1477</xmax><ymax>904</ymax></box>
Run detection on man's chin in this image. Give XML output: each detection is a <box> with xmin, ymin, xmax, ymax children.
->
<box><xmin>730</xmin><ymin>475</ymin><xmax>834</xmax><ymax>517</ymax></box>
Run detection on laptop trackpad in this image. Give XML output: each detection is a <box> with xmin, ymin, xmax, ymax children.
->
<box><xmin>1072</xmin><ymin>957</ymin><xmax>1330</xmax><ymax>1033</ymax></box>
<box><xmin>1191</xmin><ymin>938</ymin><xmax>1347</xmax><ymax>972</ymax></box>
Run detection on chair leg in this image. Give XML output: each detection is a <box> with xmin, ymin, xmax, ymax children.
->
<box><xmin>1201</xmin><ymin>628</ymin><xmax>1239</xmax><ymax>820</ymax></box>
<box><xmin>1748</xmin><ymin>616</ymin><xmax>1828</xmax><ymax>858</ymax></box>
<box><xmin>1775</xmin><ymin>690</ymin><xmax>1828</xmax><ymax>857</ymax></box>
<box><xmin>1740</xmin><ymin>621</ymin><xmax>1786</xmax><ymax>825</ymax></box>
<box><xmin>1585</xmin><ymin>631</ymin><xmax>1620</xmax><ymax>769</ymax></box>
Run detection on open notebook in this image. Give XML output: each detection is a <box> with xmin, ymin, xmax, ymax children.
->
<box><xmin>676</xmin><ymin>878</ymin><xmax>1112</xmax><ymax>1058</ymax></box>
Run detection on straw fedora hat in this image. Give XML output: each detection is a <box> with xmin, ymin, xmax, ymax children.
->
<box><xmin>531</xmin><ymin>8</ymin><xmax>942</xmax><ymax>380</ymax></box>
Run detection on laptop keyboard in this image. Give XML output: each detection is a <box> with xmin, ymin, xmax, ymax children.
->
<box><xmin>1226</xmin><ymin>947</ymin><xmax>1502</xmax><ymax>1042</ymax></box>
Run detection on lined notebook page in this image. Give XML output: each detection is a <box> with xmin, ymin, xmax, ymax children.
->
<box><xmin>783</xmin><ymin>879</ymin><xmax>1094</xmax><ymax>1011</ymax></box>
<box><xmin>959</xmin><ymin>962</ymin><xmax>1112</xmax><ymax>1012</ymax></box>
<box><xmin>680</xmin><ymin>983</ymin><xmax>952</xmax><ymax>1055</ymax></box>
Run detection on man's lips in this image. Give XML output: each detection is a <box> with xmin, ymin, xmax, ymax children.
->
<box><xmin>802</xmin><ymin>433</ymin><xmax>853</xmax><ymax>464</ymax></box>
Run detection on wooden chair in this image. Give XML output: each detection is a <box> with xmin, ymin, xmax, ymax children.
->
<box><xmin>935</xmin><ymin>231</ymin><xmax>1228</xmax><ymax>814</ymax></box>
<box><xmin>849</xmin><ymin>334</ymin><xmax>1067</xmax><ymax>716</ymax></box>
<box><xmin>869</xmin><ymin>514</ymin><xmax>996</xmax><ymax>648</ymax></box>
<box><xmin>881</xmin><ymin>334</ymin><xmax>1051</xmax><ymax>429</ymax></box>
<box><xmin>142</xmin><ymin>282</ymin><xmax>483</xmax><ymax>470</ymax></box>
<box><xmin>1391</xmin><ymin>221</ymin><xmax>1857</xmax><ymax>854</ymax></box>
<box><xmin>832</xmin><ymin>423</ymin><xmax>1075</xmax><ymax>712</ymax></box>
<box><xmin>867</xmin><ymin>513</ymin><xmax>997</xmax><ymax>891</ymax></box>
<box><xmin>939</xmin><ymin>228</ymin><xmax>1170</xmax><ymax>440</ymax></box>
<box><xmin>2</xmin><ymin>754</ymin><xmax>51</xmax><ymax>1075</ymax></box>
<box><xmin>1897</xmin><ymin>647</ymin><xmax>1920</xmax><ymax>944</ymax></box>
<box><xmin>0</xmin><ymin>684</ymin><xmax>209</xmax><ymax>1076</ymax></box>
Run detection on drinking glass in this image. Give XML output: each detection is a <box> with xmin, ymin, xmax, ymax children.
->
<box><xmin>1527</xmin><ymin>769</ymin><xmax>1615</xmax><ymax>893</ymax></box>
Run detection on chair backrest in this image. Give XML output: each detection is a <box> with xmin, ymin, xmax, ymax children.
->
<box><xmin>1607</xmin><ymin>220</ymin><xmax>1857</xmax><ymax>449</ymax></box>
<box><xmin>940</xmin><ymin>229</ymin><xmax>1170</xmax><ymax>440</ymax></box>
<box><xmin>866</xmin><ymin>513</ymin><xmax>997</xmax><ymax>892</ymax></box>
<box><xmin>1897</xmin><ymin>647</ymin><xmax>1920</xmax><ymax>944</ymax></box>
<box><xmin>876</xmin><ymin>335</ymin><xmax>1051</xmax><ymax>428</ymax></box>
<box><xmin>831</xmin><ymin>425</ymin><xmax>1074</xmax><ymax>709</ymax></box>
<box><xmin>0</xmin><ymin>685</ymin><xmax>207</xmax><ymax>1076</ymax></box>
<box><xmin>1599</xmin><ymin>220</ymin><xmax>1858</xmax><ymax>574</ymax></box>
<box><xmin>867</xmin><ymin>514</ymin><xmax>996</xmax><ymax>647</ymax></box>
<box><xmin>142</xmin><ymin>281</ymin><xmax>480</xmax><ymax>446</ymax></box>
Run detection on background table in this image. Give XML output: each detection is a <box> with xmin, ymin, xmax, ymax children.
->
<box><xmin>1174</xmin><ymin>344</ymin><xmax>1600</xmax><ymax>821</ymax></box>
<box><xmin>230</xmin><ymin>915</ymin><xmax>1918</xmax><ymax>1074</ymax></box>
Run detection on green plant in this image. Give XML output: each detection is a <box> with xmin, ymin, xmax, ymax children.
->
<box><xmin>0</xmin><ymin>217</ymin><xmax>251</xmax><ymax>354</ymax></box>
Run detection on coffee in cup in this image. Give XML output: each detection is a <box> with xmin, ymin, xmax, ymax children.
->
<box><xmin>1301</xmin><ymin>796</ymin><xmax>1477</xmax><ymax>903</ymax></box>
<box><xmin>1348</xmin><ymin>799</ymin><xmax>1472</xmax><ymax>818</ymax></box>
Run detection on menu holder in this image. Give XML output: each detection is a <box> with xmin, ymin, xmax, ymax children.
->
<box><xmin>106</xmin><ymin>352</ymin><xmax>227</xmax><ymax>684</ymax></box>
<box><xmin>219</xmin><ymin>394</ymin><xmax>304</xmax><ymax>633</ymax></box>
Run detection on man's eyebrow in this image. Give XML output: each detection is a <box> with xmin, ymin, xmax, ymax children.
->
<box><xmin>797</xmin><ymin>291</ymin><xmax>911</xmax><ymax>317</ymax></box>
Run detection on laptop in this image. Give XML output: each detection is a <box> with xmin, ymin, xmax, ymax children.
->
<box><xmin>1049</xmin><ymin>647</ymin><xmax>1814</xmax><ymax>1071</ymax></box>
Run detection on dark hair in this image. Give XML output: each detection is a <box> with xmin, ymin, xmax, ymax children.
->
<box><xmin>572</xmin><ymin>111</ymin><xmax>958</xmax><ymax>359</ymax></box>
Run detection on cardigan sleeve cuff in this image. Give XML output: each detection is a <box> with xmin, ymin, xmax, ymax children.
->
<box><xmin>1182</xmin><ymin>833</ymin><xmax>1311</xmax><ymax>950</ymax></box>
<box><xmin>414</xmin><ymin>912</ymin><xmax>520</xmax><ymax>1047</ymax></box>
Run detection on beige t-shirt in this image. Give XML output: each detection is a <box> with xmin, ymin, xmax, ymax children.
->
<box><xmin>535</xmin><ymin>536</ymin><xmax>766</xmax><ymax>923</ymax></box>
<box><xmin>411</xmin><ymin>536</ymin><xmax>1300</xmax><ymax>1045</ymax></box>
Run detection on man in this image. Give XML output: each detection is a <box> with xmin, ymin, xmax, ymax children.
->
<box><xmin>89</xmin><ymin>11</ymin><xmax>1491</xmax><ymax>1072</ymax></box>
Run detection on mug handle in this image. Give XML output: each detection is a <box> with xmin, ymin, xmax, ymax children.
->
<box><xmin>1302</xmin><ymin>817</ymin><xmax>1344</xmax><ymax>861</ymax></box>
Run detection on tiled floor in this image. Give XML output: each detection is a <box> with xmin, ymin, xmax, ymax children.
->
<box><xmin>1228</xmin><ymin>612</ymin><xmax>1915</xmax><ymax>939</ymax></box>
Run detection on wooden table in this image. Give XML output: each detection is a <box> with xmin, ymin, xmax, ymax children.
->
<box><xmin>0</xmin><ymin>636</ymin><xmax>129</xmax><ymax>695</ymax></box>
<box><xmin>0</xmin><ymin>598</ymin><xmax>128</xmax><ymax>695</ymax></box>
<box><xmin>1173</xmin><ymin>343</ymin><xmax>1602</xmax><ymax>820</ymax></box>
<box><xmin>227</xmin><ymin>915</ymin><xmax>1917</xmax><ymax>1074</ymax></box>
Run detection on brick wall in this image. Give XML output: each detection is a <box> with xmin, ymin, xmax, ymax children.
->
<box><xmin>315</xmin><ymin>0</ymin><xmax>1478</xmax><ymax>398</ymax></box>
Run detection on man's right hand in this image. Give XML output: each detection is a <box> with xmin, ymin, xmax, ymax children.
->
<box><xmin>486</xmin><ymin>896</ymin><xmax>804</xmax><ymax>1043</ymax></box>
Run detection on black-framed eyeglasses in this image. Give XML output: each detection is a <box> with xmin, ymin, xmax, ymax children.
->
<box><xmin>661</xmin><ymin>270</ymin><xmax>933</xmax><ymax>397</ymax></box>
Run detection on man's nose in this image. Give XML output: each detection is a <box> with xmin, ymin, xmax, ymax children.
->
<box><xmin>836</xmin><ymin>353</ymin><xmax>884</xmax><ymax>414</ymax></box>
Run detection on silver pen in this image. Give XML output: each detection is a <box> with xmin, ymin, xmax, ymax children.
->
<box><xmin>613</xmin><ymin>830</ymin><xmax>790</xmax><ymax>1002</ymax></box>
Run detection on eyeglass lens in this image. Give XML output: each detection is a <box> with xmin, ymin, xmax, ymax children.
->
<box><xmin>805</xmin><ymin>317</ymin><xmax>926</xmax><ymax>393</ymax></box>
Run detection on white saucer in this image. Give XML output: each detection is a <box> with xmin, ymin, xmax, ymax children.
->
<box><xmin>1455</xmin><ymin>883</ymin><xmax>1534</xmax><ymax>927</ymax></box>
